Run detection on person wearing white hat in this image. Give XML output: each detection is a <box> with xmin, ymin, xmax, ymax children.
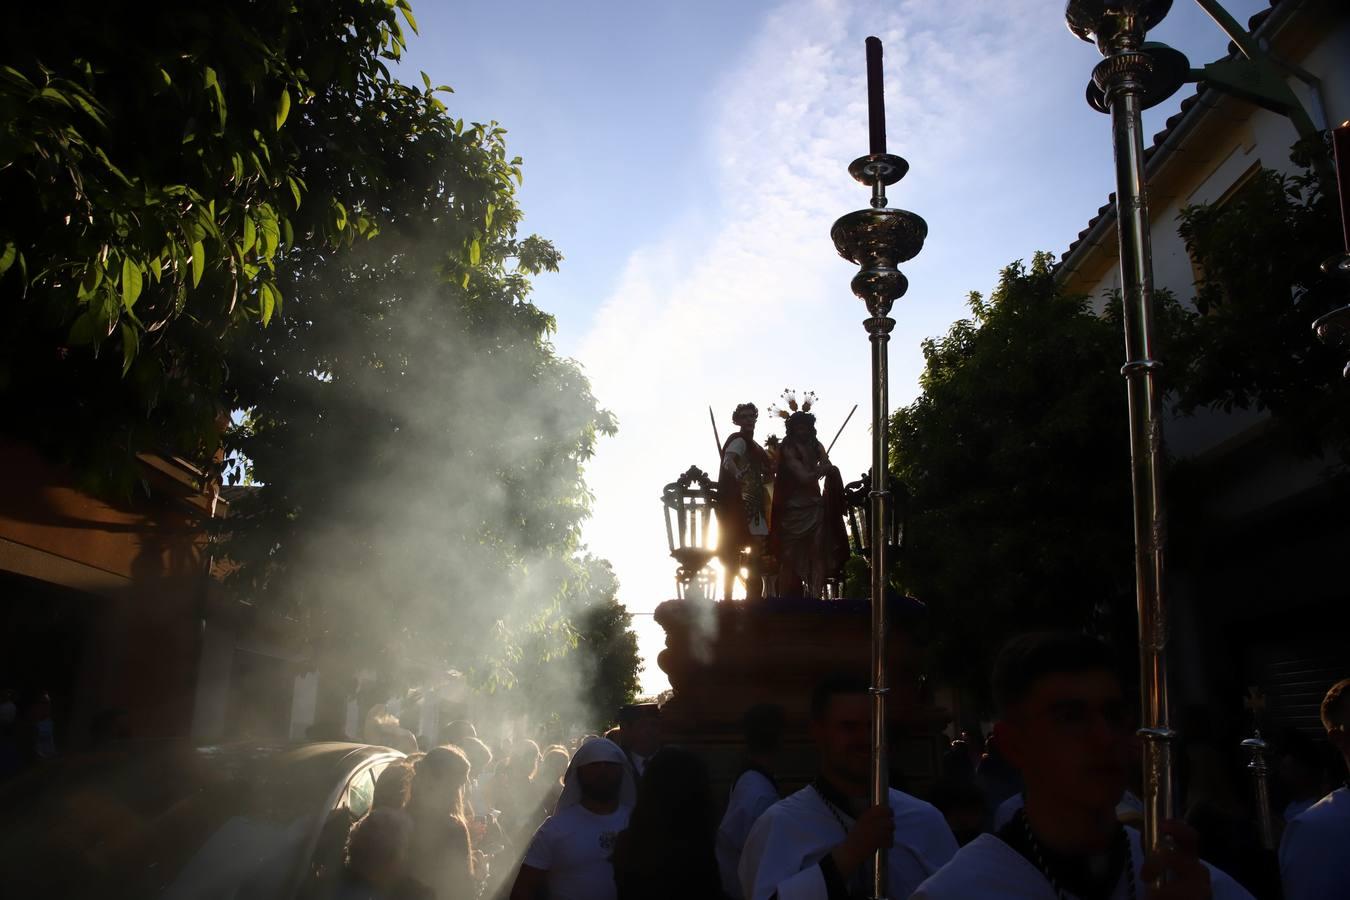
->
<box><xmin>509</xmin><ymin>737</ymin><xmax>636</xmax><ymax>900</ymax></box>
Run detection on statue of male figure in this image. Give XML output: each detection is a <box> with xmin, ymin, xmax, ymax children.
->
<box><xmin>768</xmin><ymin>410</ymin><xmax>850</xmax><ymax>599</ymax></box>
<box><xmin>716</xmin><ymin>403</ymin><xmax>772</xmax><ymax>601</ymax></box>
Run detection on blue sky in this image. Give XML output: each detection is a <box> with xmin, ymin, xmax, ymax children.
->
<box><xmin>399</xmin><ymin>0</ymin><xmax>1267</xmax><ymax>695</ymax></box>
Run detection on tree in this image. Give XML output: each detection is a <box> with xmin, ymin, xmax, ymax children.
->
<box><xmin>214</xmin><ymin>34</ymin><xmax>616</xmax><ymax>686</ymax></box>
<box><xmin>507</xmin><ymin>558</ymin><xmax>642</xmax><ymax>734</ymax></box>
<box><xmin>0</xmin><ymin>0</ymin><xmax>416</xmax><ymax>495</ymax></box>
<box><xmin>890</xmin><ymin>253</ymin><xmax>1156</xmax><ymax>695</ymax></box>
<box><xmin>2</xmin><ymin>0</ymin><xmax>628</xmax><ymax>688</ymax></box>
<box><xmin>1173</xmin><ymin>148</ymin><xmax>1350</xmax><ymax>458</ymax></box>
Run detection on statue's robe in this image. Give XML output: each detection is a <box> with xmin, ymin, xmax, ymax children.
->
<box><xmin>766</xmin><ymin>439</ymin><xmax>849</xmax><ymax>598</ymax></box>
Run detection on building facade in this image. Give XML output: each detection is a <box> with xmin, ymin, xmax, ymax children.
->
<box><xmin>1054</xmin><ymin>0</ymin><xmax>1349</xmax><ymax>737</ymax></box>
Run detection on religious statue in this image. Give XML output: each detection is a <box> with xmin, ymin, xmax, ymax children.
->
<box><xmin>716</xmin><ymin>402</ymin><xmax>773</xmax><ymax>601</ymax></box>
<box><xmin>767</xmin><ymin>396</ymin><xmax>850</xmax><ymax>599</ymax></box>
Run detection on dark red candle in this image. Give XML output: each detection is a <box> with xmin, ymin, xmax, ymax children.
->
<box><xmin>866</xmin><ymin>36</ymin><xmax>886</xmax><ymax>155</ymax></box>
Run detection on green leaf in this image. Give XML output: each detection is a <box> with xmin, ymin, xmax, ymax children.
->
<box><xmin>67</xmin><ymin>310</ymin><xmax>100</xmax><ymax>346</ymax></box>
<box><xmin>121</xmin><ymin>257</ymin><xmax>143</xmax><ymax>309</ymax></box>
<box><xmin>394</xmin><ymin>3</ymin><xmax>415</xmax><ymax>35</ymax></box>
<box><xmin>191</xmin><ymin>240</ymin><xmax>205</xmax><ymax>287</ymax></box>
<box><xmin>37</xmin><ymin>86</ymin><xmax>71</xmax><ymax>108</ymax></box>
<box><xmin>286</xmin><ymin>176</ymin><xmax>302</xmax><ymax>210</ymax></box>
<box><xmin>243</xmin><ymin>216</ymin><xmax>256</xmax><ymax>253</ymax></box>
<box><xmin>69</xmin><ymin>92</ymin><xmax>107</xmax><ymax>128</ymax></box>
<box><xmin>120</xmin><ymin>322</ymin><xmax>140</xmax><ymax>375</ymax></box>
<box><xmin>468</xmin><ymin>238</ymin><xmax>481</xmax><ymax>266</ymax></box>
<box><xmin>258</xmin><ymin>205</ymin><xmax>280</xmax><ymax>258</ymax></box>
<box><xmin>203</xmin><ymin>66</ymin><xmax>226</xmax><ymax>129</ymax></box>
<box><xmin>0</xmin><ymin>66</ymin><xmax>33</xmax><ymax>88</ymax></box>
<box><xmin>260</xmin><ymin>280</ymin><xmax>279</xmax><ymax>326</ymax></box>
<box><xmin>421</xmin><ymin>70</ymin><xmax>432</xmax><ymax>92</ymax></box>
<box><xmin>275</xmin><ymin>88</ymin><xmax>291</xmax><ymax>130</ymax></box>
<box><xmin>91</xmin><ymin>147</ymin><xmax>133</xmax><ymax>186</ymax></box>
<box><xmin>0</xmin><ymin>242</ymin><xmax>16</xmax><ymax>277</ymax></box>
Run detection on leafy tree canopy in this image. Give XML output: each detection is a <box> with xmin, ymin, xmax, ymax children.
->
<box><xmin>890</xmin><ymin>253</ymin><xmax>1170</xmax><ymax>694</ymax></box>
<box><xmin>2</xmin><ymin>0</ymin><xmax>629</xmax><ymax>691</ymax></box>
<box><xmin>0</xmin><ymin>0</ymin><xmax>424</xmax><ymax>494</ymax></box>
<box><xmin>506</xmin><ymin>558</ymin><xmax>642</xmax><ymax>734</ymax></box>
<box><xmin>1173</xmin><ymin>152</ymin><xmax>1350</xmax><ymax>458</ymax></box>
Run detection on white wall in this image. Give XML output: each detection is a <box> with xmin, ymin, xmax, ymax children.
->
<box><xmin>1066</xmin><ymin>9</ymin><xmax>1349</xmax><ymax>480</ymax></box>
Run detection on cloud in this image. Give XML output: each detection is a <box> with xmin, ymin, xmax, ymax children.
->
<box><xmin>574</xmin><ymin>0</ymin><xmax>1085</xmax><ymax>694</ymax></box>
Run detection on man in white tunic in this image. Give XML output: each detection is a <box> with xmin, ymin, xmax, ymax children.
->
<box><xmin>913</xmin><ymin>632</ymin><xmax>1254</xmax><ymax>900</ymax></box>
<box><xmin>510</xmin><ymin>738</ymin><xmax>636</xmax><ymax>900</ymax></box>
<box><xmin>718</xmin><ymin>703</ymin><xmax>787</xmax><ymax>898</ymax></box>
<box><xmin>1279</xmin><ymin>677</ymin><xmax>1350</xmax><ymax>900</ymax></box>
<box><xmin>738</xmin><ymin>674</ymin><xmax>958</xmax><ymax>900</ymax></box>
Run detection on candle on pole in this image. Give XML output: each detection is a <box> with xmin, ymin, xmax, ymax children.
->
<box><xmin>831</xmin><ymin>36</ymin><xmax>927</xmax><ymax>900</ymax></box>
<box><xmin>866</xmin><ymin>36</ymin><xmax>886</xmax><ymax>155</ymax></box>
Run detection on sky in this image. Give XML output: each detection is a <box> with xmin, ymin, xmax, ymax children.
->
<box><xmin>398</xmin><ymin>0</ymin><xmax>1269</xmax><ymax>696</ymax></box>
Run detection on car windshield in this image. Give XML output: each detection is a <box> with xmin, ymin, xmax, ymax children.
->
<box><xmin>0</xmin><ymin>743</ymin><xmax>351</xmax><ymax>900</ymax></box>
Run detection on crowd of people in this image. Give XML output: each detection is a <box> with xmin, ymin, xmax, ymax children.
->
<box><xmin>332</xmin><ymin>632</ymin><xmax>1348</xmax><ymax>899</ymax></box>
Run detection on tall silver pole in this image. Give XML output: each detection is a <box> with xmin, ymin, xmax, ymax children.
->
<box><xmin>1065</xmin><ymin>1</ymin><xmax>1188</xmax><ymax>870</ymax></box>
<box><xmin>831</xmin><ymin>37</ymin><xmax>928</xmax><ymax>899</ymax></box>
<box><xmin>866</xmin><ymin>277</ymin><xmax>893</xmax><ymax>900</ymax></box>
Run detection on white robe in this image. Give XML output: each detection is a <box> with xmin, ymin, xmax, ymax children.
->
<box><xmin>1279</xmin><ymin>785</ymin><xmax>1350</xmax><ymax>900</ymax></box>
<box><xmin>718</xmin><ymin>769</ymin><xmax>781</xmax><ymax>899</ymax></box>
<box><xmin>912</xmin><ymin>828</ymin><xmax>1256</xmax><ymax>900</ymax></box>
<box><xmin>738</xmin><ymin>786</ymin><xmax>958</xmax><ymax>900</ymax></box>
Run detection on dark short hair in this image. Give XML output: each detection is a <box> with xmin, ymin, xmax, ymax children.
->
<box><xmin>451</xmin><ymin>736</ymin><xmax>493</xmax><ymax>772</ymax></box>
<box><xmin>733</xmin><ymin>403</ymin><xmax>758</xmax><ymax>421</ymax></box>
<box><xmin>743</xmin><ymin>703</ymin><xmax>786</xmax><ymax>753</ymax></box>
<box><xmin>1323</xmin><ymin>678</ymin><xmax>1350</xmax><ymax>732</ymax></box>
<box><xmin>442</xmin><ymin>720</ymin><xmax>477</xmax><ymax>743</ymax></box>
<box><xmin>619</xmin><ymin>702</ymin><xmax>659</xmax><ymax>725</ymax></box>
<box><xmin>373</xmin><ymin>760</ymin><xmax>415</xmax><ymax>810</ymax></box>
<box><xmin>810</xmin><ymin>672</ymin><xmax>870</xmax><ymax>720</ymax></box>
<box><xmin>991</xmin><ymin>631</ymin><xmax>1120</xmax><ymax>714</ymax></box>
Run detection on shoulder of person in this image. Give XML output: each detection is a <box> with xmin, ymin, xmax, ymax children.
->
<box><xmin>1122</xmin><ymin>828</ymin><xmax>1256</xmax><ymax>900</ymax></box>
<box><xmin>911</xmin><ymin>834</ymin><xmax>1047</xmax><ymax>899</ymax></box>
<box><xmin>733</xmin><ymin>768</ymin><xmax>776</xmax><ymax>795</ymax></box>
<box><xmin>742</xmin><ymin>788</ymin><xmax>814</xmax><ymax>842</ymax></box>
<box><xmin>888</xmin><ymin>787</ymin><xmax>945</xmax><ymax>822</ymax></box>
<box><xmin>1297</xmin><ymin>785</ymin><xmax>1350</xmax><ymax>827</ymax></box>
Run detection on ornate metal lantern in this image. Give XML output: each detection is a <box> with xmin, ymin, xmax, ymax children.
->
<box><xmin>661</xmin><ymin>465</ymin><xmax>719</xmax><ymax>599</ymax></box>
<box><xmin>843</xmin><ymin>470</ymin><xmax>906</xmax><ymax>559</ymax></box>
